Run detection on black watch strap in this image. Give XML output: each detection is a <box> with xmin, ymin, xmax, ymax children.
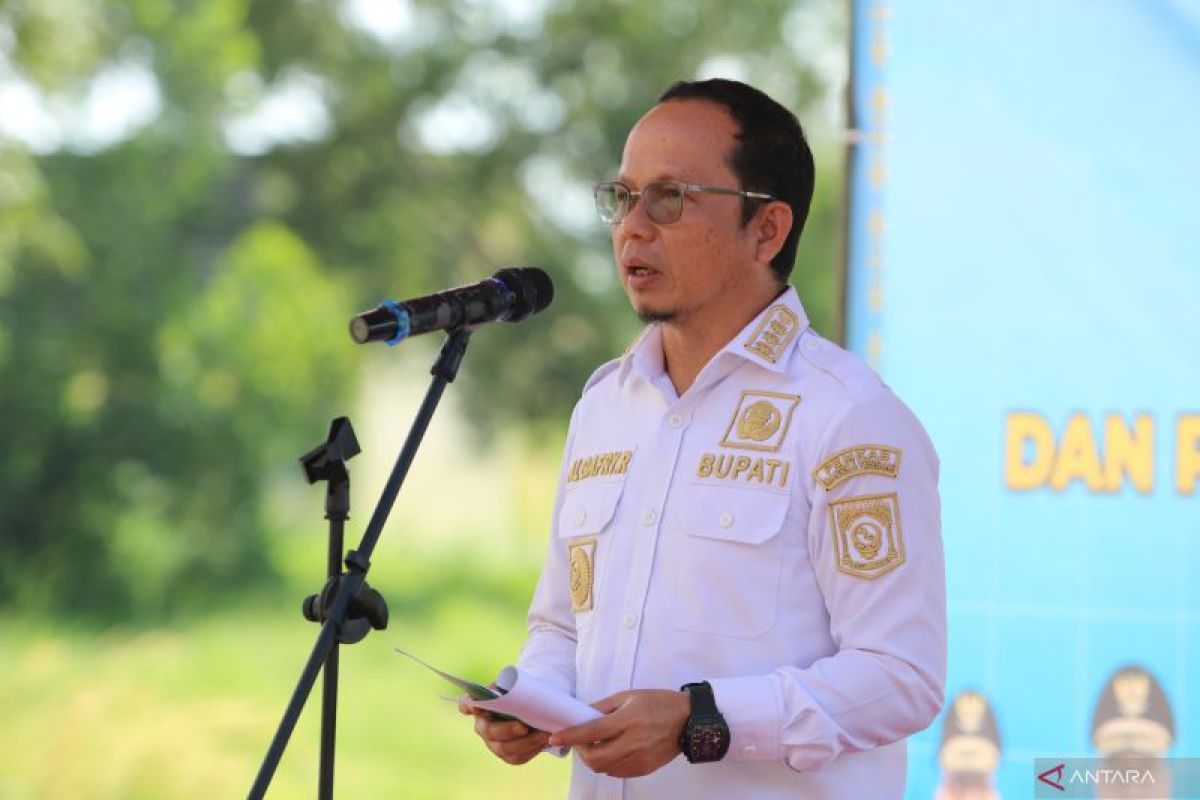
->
<box><xmin>679</xmin><ymin>681</ymin><xmax>731</xmax><ymax>763</ymax></box>
<box><xmin>681</xmin><ymin>681</ymin><xmax>720</xmax><ymax>716</ymax></box>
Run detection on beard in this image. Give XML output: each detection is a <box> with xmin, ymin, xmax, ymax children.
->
<box><xmin>638</xmin><ymin>309</ymin><xmax>676</xmax><ymax>326</ymax></box>
<box><xmin>633</xmin><ymin>298</ymin><xmax>681</xmax><ymax>323</ymax></box>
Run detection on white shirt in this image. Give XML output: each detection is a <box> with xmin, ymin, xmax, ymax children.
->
<box><xmin>518</xmin><ymin>288</ymin><xmax>946</xmax><ymax>799</ymax></box>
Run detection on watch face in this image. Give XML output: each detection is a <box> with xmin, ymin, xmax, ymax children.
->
<box><xmin>687</xmin><ymin>720</ymin><xmax>729</xmax><ymax>761</ymax></box>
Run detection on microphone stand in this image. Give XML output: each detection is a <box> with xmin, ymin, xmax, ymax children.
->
<box><xmin>249</xmin><ymin>328</ymin><xmax>473</xmax><ymax>799</ymax></box>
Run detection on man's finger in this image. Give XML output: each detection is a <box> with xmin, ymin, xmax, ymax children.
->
<box><xmin>493</xmin><ymin>730</ymin><xmax>551</xmax><ymax>761</ymax></box>
<box><xmin>475</xmin><ymin>716</ymin><xmax>532</xmax><ymax>741</ymax></box>
<box><xmin>548</xmin><ymin>713</ymin><xmax>623</xmax><ymax>748</ymax></box>
<box><xmin>588</xmin><ymin>691</ymin><xmax>628</xmax><ymax>715</ymax></box>
<box><xmin>549</xmin><ymin>692</ymin><xmax>632</xmax><ymax>747</ymax></box>
<box><xmin>486</xmin><ymin>729</ymin><xmax>549</xmax><ymax>765</ymax></box>
<box><xmin>575</xmin><ymin>734</ymin><xmax>632</xmax><ymax>774</ymax></box>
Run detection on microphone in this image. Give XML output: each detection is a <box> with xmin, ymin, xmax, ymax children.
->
<box><xmin>349</xmin><ymin>267</ymin><xmax>554</xmax><ymax>345</ymax></box>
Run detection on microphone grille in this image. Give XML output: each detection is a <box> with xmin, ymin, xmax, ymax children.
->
<box><xmin>494</xmin><ymin>267</ymin><xmax>554</xmax><ymax>320</ymax></box>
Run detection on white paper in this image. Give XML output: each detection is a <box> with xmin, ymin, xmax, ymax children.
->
<box><xmin>395</xmin><ymin>647</ymin><xmax>600</xmax><ymax>734</ymax></box>
<box><xmin>471</xmin><ymin>666</ymin><xmax>601</xmax><ymax>733</ymax></box>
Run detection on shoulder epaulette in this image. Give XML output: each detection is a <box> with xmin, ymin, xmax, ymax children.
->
<box><xmin>797</xmin><ymin>330</ymin><xmax>882</xmax><ymax>399</ymax></box>
<box><xmin>582</xmin><ymin>357</ymin><xmax>622</xmax><ymax>395</ymax></box>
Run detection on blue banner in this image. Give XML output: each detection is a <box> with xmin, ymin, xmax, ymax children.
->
<box><xmin>846</xmin><ymin>2</ymin><xmax>1200</xmax><ymax>797</ymax></box>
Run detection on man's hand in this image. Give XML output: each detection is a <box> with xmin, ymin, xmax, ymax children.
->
<box><xmin>548</xmin><ymin>689</ymin><xmax>690</xmax><ymax>778</ymax></box>
<box><xmin>458</xmin><ymin>697</ymin><xmax>550</xmax><ymax>765</ymax></box>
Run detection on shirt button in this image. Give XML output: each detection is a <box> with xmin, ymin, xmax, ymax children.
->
<box><xmin>667</xmin><ymin>414</ymin><xmax>683</xmax><ymax>429</ymax></box>
<box><xmin>805</xmin><ymin>338</ymin><xmax>820</xmax><ymax>351</ymax></box>
<box><xmin>622</xmin><ymin>614</ymin><xmax>636</xmax><ymax>629</ymax></box>
<box><xmin>574</xmin><ymin>509</ymin><xmax>587</xmax><ymax>527</ymax></box>
<box><xmin>742</xmin><ymin>744</ymin><xmax>757</xmax><ymax>757</ymax></box>
<box><xmin>641</xmin><ymin>509</ymin><xmax>657</xmax><ymax>526</ymax></box>
<box><xmin>719</xmin><ymin>511</ymin><xmax>734</xmax><ymax>528</ymax></box>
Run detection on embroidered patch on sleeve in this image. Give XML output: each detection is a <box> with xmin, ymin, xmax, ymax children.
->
<box><xmin>568</xmin><ymin>538</ymin><xmax>597</xmax><ymax>612</ymax></box>
<box><xmin>719</xmin><ymin>390</ymin><xmax>801</xmax><ymax>452</ymax></box>
<box><xmin>813</xmin><ymin>445</ymin><xmax>902</xmax><ymax>490</ymax></box>
<box><xmin>743</xmin><ymin>304</ymin><xmax>801</xmax><ymax>363</ymax></box>
<box><xmin>829</xmin><ymin>493</ymin><xmax>905</xmax><ymax>580</ymax></box>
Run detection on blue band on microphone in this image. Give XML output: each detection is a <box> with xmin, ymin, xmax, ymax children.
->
<box><xmin>383</xmin><ymin>300</ymin><xmax>411</xmax><ymax>346</ymax></box>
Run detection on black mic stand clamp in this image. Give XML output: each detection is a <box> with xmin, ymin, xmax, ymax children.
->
<box><xmin>301</xmin><ymin>572</ymin><xmax>388</xmax><ymax>645</ymax></box>
<box><xmin>296</xmin><ymin>417</ymin><xmax>388</xmax><ymax>799</ymax></box>
<box><xmin>299</xmin><ymin>417</ymin><xmax>389</xmax><ymax>643</ymax></box>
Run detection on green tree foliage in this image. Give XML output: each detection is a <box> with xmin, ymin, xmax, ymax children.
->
<box><xmin>0</xmin><ymin>0</ymin><xmax>845</xmax><ymax>615</ymax></box>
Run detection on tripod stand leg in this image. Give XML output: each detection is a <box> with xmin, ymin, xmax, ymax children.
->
<box><xmin>250</xmin><ymin>621</ymin><xmax>340</xmax><ymax>798</ymax></box>
<box><xmin>319</xmin><ymin>490</ymin><xmax>347</xmax><ymax>799</ymax></box>
<box><xmin>319</xmin><ymin>644</ymin><xmax>338</xmax><ymax>800</ymax></box>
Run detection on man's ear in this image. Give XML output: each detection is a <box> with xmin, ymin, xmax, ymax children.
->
<box><xmin>753</xmin><ymin>201</ymin><xmax>794</xmax><ymax>266</ymax></box>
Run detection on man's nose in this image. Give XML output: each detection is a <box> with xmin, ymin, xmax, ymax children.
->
<box><xmin>618</xmin><ymin>196</ymin><xmax>656</xmax><ymax>240</ymax></box>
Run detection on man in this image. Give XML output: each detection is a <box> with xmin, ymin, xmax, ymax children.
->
<box><xmin>462</xmin><ymin>78</ymin><xmax>946</xmax><ymax>799</ymax></box>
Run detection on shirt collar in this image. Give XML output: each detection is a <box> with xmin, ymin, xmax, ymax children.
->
<box><xmin>616</xmin><ymin>286</ymin><xmax>811</xmax><ymax>386</ymax></box>
<box><xmin>617</xmin><ymin>323</ymin><xmax>665</xmax><ymax>386</ymax></box>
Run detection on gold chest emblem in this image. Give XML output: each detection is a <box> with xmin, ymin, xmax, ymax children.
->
<box><xmin>737</xmin><ymin>401</ymin><xmax>782</xmax><ymax>441</ymax></box>
<box><xmin>568</xmin><ymin>538</ymin><xmax>596</xmax><ymax>612</ymax></box>
<box><xmin>720</xmin><ymin>390</ymin><xmax>801</xmax><ymax>452</ymax></box>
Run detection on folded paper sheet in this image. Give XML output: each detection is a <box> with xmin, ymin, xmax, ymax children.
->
<box><xmin>396</xmin><ymin>648</ymin><xmax>600</xmax><ymax>732</ymax></box>
<box><xmin>472</xmin><ymin>666</ymin><xmax>601</xmax><ymax>732</ymax></box>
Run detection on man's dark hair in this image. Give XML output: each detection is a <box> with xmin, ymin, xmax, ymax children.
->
<box><xmin>658</xmin><ymin>79</ymin><xmax>815</xmax><ymax>283</ymax></box>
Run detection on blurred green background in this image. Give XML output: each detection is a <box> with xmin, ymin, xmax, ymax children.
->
<box><xmin>0</xmin><ymin>0</ymin><xmax>846</xmax><ymax>796</ymax></box>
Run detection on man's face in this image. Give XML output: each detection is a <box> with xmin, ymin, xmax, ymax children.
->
<box><xmin>612</xmin><ymin>99</ymin><xmax>764</xmax><ymax>325</ymax></box>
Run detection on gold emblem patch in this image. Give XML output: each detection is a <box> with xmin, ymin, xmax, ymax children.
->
<box><xmin>720</xmin><ymin>390</ymin><xmax>800</xmax><ymax>452</ymax></box>
<box><xmin>743</xmin><ymin>304</ymin><xmax>801</xmax><ymax>363</ymax></box>
<box><xmin>737</xmin><ymin>401</ymin><xmax>782</xmax><ymax>441</ymax></box>
<box><xmin>568</xmin><ymin>538</ymin><xmax>596</xmax><ymax>612</ymax></box>
<box><xmin>814</xmin><ymin>445</ymin><xmax>902</xmax><ymax>490</ymax></box>
<box><xmin>829</xmin><ymin>493</ymin><xmax>905</xmax><ymax>580</ymax></box>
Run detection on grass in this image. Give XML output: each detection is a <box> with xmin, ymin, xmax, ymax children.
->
<box><xmin>0</xmin><ymin>545</ymin><xmax>571</xmax><ymax>799</ymax></box>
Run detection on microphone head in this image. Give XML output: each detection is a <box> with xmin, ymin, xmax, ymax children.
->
<box><xmin>493</xmin><ymin>267</ymin><xmax>554</xmax><ymax>322</ymax></box>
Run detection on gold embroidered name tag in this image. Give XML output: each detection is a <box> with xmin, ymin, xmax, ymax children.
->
<box><xmin>814</xmin><ymin>445</ymin><xmax>902</xmax><ymax>490</ymax></box>
<box><xmin>743</xmin><ymin>304</ymin><xmax>801</xmax><ymax>363</ymax></box>
<box><xmin>697</xmin><ymin>454</ymin><xmax>791</xmax><ymax>489</ymax></box>
<box><xmin>568</xmin><ymin>450</ymin><xmax>632</xmax><ymax>483</ymax></box>
<box><xmin>568</xmin><ymin>538</ymin><xmax>596</xmax><ymax>612</ymax></box>
<box><xmin>720</xmin><ymin>390</ymin><xmax>801</xmax><ymax>452</ymax></box>
<box><xmin>829</xmin><ymin>493</ymin><xmax>905</xmax><ymax>580</ymax></box>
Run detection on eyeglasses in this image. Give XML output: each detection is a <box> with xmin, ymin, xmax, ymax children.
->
<box><xmin>593</xmin><ymin>179</ymin><xmax>775</xmax><ymax>226</ymax></box>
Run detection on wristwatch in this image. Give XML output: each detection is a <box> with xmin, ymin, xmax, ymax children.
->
<box><xmin>678</xmin><ymin>681</ymin><xmax>731</xmax><ymax>763</ymax></box>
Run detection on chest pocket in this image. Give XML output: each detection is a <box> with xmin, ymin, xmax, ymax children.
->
<box><xmin>557</xmin><ymin>480</ymin><xmax>625</xmax><ymax>627</ymax></box>
<box><xmin>672</xmin><ymin>487</ymin><xmax>791</xmax><ymax>639</ymax></box>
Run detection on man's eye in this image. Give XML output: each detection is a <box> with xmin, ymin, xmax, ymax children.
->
<box><xmin>650</xmin><ymin>184</ymin><xmax>683</xmax><ymax>201</ymax></box>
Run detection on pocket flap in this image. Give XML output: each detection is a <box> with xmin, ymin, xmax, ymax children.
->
<box><xmin>558</xmin><ymin>482</ymin><xmax>624</xmax><ymax>538</ymax></box>
<box><xmin>682</xmin><ymin>488</ymin><xmax>791</xmax><ymax>545</ymax></box>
